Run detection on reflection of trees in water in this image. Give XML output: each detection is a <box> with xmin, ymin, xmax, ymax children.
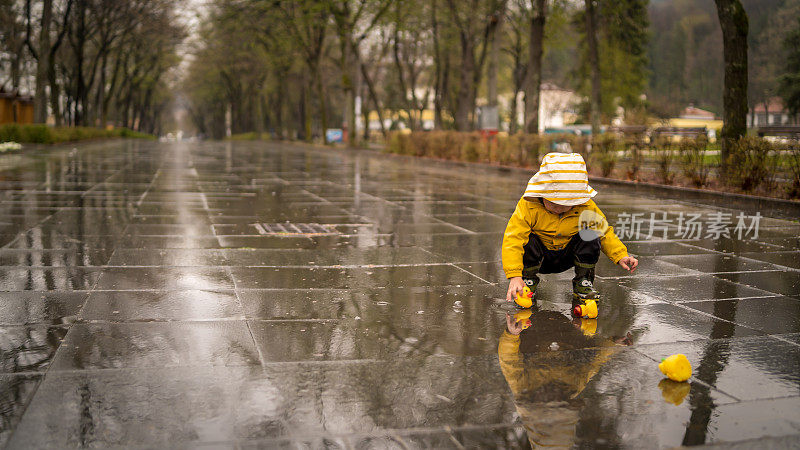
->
<box><xmin>682</xmin><ymin>241</ymin><xmax>740</xmax><ymax>445</ymax></box>
<box><xmin>78</xmin><ymin>383</ymin><xmax>95</xmax><ymax>447</ymax></box>
<box><xmin>0</xmin><ymin>375</ymin><xmax>39</xmax><ymax>442</ymax></box>
<box><xmin>262</xmin><ymin>287</ymin><xmax>521</xmax><ymax>442</ymax></box>
<box><xmin>0</xmin><ymin>327</ymin><xmax>65</xmax><ymax>373</ymax></box>
<box><xmin>675</xmin><ymin>246</ymin><xmax>732</xmax><ymax>444</ymax></box>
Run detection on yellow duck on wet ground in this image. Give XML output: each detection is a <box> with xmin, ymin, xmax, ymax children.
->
<box><xmin>572</xmin><ymin>299</ymin><xmax>598</xmax><ymax>319</ymax></box>
<box><xmin>659</xmin><ymin>354</ymin><xmax>692</xmax><ymax>382</ymax></box>
<box><xmin>515</xmin><ymin>286</ymin><xmax>534</xmax><ymax>308</ymax></box>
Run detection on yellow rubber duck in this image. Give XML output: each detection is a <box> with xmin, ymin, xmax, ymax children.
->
<box><xmin>658</xmin><ymin>354</ymin><xmax>692</xmax><ymax>382</ymax></box>
<box><xmin>515</xmin><ymin>286</ymin><xmax>534</xmax><ymax>308</ymax></box>
<box><xmin>513</xmin><ymin>309</ymin><xmax>533</xmax><ymax>330</ymax></box>
<box><xmin>572</xmin><ymin>299</ymin><xmax>598</xmax><ymax>319</ymax></box>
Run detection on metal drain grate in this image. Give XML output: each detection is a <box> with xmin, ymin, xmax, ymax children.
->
<box><xmin>252</xmin><ymin>222</ymin><xmax>339</xmax><ymax>236</ymax></box>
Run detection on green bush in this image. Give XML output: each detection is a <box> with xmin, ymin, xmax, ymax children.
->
<box><xmin>0</xmin><ymin>124</ymin><xmax>153</xmax><ymax>145</ymax></box>
<box><xmin>0</xmin><ymin>124</ymin><xmax>22</xmax><ymax>142</ymax></box>
<box><xmin>625</xmin><ymin>138</ymin><xmax>644</xmax><ymax>181</ymax></box>
<box><xmin>23</xmin><ymin>124</ymin><xmax>54</xmax><ymax>143</ymax></box>
<box><xmin>652</xmin><ymin>136</ymin><xmax>677</xmax><ymax>185</ymax></box>
<box><xmin>228</xmin><ymin>132</ymin><xmax>268</xmax><ymax>141</ymax></box>
<box><xmin>725</xmin><ymin>137</ymin><xmax>780</xmax><ymax>193</ymax></box>
<box><xmin>680</xmin><ymin>136</ymin><xmax>711</xmax><ymax>187</ymax></box>
<box><xmin>590</xmin><ymin>134</ymin><xmax>618</xmax><ymax>177</ymax></box>
<box><xmin>387</xmin><ymin>131</ymin><xmax>550</xmax><ymax>167</ymax></box>
<box><xmin>787</xmin><ymin>144</ymin><xmax>800</xmax><ymax>199</ymax></box>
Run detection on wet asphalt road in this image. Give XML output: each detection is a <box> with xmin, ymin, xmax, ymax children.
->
<box><xmin>0</xmin><ymin>140</ymin><xmax>799</xmax><ymax>448</ymax></box>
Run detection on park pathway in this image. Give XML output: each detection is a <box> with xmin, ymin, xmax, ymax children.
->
<box><xmin>0</xmin><ymin>140</ymin><xmax>799</xmax><ymax>447</ymax></box>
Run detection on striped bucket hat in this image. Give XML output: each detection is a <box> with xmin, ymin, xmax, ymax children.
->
<box><xmin>522</xmin><ymin>152</ymin><xmax>596</xmax><ymax>206</ymax></box>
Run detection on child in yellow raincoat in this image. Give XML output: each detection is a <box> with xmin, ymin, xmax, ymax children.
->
<box><xmin>502</xmin><ymin>152</ymin><xmax>638</xmax><ymax>301</ymax></box>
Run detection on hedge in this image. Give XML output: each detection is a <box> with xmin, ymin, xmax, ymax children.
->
<box><xmin>0</xmin><ymin>124</ymin><xmax>155</xmax><ymax>144</ymax></box>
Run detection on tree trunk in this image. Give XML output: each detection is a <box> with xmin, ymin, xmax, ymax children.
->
<box><xmin>455</xmin><ymin>35</ymin><xmax>475</xmax><ymax>131</ymax></box>
<box><xmin>49</xmin><ymin>63</ymin><xmax>61</xmax><ymax>125</ymax></box>
<box><xmin>73</xmin><ymin>0</ymin><xmax>88</xmax><ymax>126</ymax></box>
<box><xmin>34</xmin><ymin>0</ymin><xmax>53</xmax><ymax>123</ymax></box>
<box><xmin>432</xmin><ymin>0</ymin><xmax>446</xmax><ymax>130</ymax></box>
<box><xmin>714</xmin><ymin>0</ymin><xmax>748</xmax><ymax>162</ymax></box>
<box><xmin>525</xmin><ymin>0</ymin><xmax>546</xmax><ymax>134</ymax></box>
<box><xmin>509</xmin><ymin>92</ymin><xmax>518</xmax><ymax>134</ymax></box>
<box><xmin>312</xmin><ymin>61</ymin><xmax>329</xmax><ymax>144</ymax></box>
<box><xmin>301</xmin><ymin>75</ymin><xmax>312</xmax><ymax>142</ymax></box>
<box><xmin>94</xmin><ymin>52</ymin><xmax>107</xmax><ymax>127</ymax></box>
<box><xmin>487</xmin><ymin>16</ymin><xmax>499</xmax><ymax>110</ymax></box>
<box><xmin>360</xmin><ymin>59</ymin><xmax>387</xmax><ymax>138</ymax></box>
<box><xmin>393</xmin><ymin>15</ymin><xmax>415</xmax><ymax>130</ymax></box>
<box><xmin>585</xmin><ymin>0</ymin><xmax>602</xmax><ymax>136</ymax></box>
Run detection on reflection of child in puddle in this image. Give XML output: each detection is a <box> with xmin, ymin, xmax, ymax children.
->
<box><xmin>499</xmin><ymin>310</ymin><xmax>631</xmax><ymax>448</ymax></box>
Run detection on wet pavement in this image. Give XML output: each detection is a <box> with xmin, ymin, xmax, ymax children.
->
<box><xmin>0</xmin><ymin>140</ymin><xmax>799</xmax><ymax>448</ymax></box>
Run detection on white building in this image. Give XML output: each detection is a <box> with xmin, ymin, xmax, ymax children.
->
<box><xmin>748</xmin><ymin>97</ymin><xmax>799</xmax><ymax>127</ymax></box>
<box><xmin>506</xmin><ymin>83</ymin><xmax>580</xmax><ymax>133</ymax></box>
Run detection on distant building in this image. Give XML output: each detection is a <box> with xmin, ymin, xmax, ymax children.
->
<box><xmin>748</xmin><ymin>97</ymin><xmax>799</xmax><ymax>127</ymax></box>
<box><xmin>507</xmin><ymin>83</ymin><xmax>579</xmax><ymax>133</ymax></box>
<box><xmin>0</xmin><ymin>89</ymin><xmax>34</xmax><ymax>125</ymax></box>
<box><xmin>653</xmin><ymin>105</ymin><xmax>722</xmax><ymax>142</ymax></box>
<box><xmin>538</xmin><ymin>83</ymin><xmax>579</xmax><ymax>133</ymax></box>
<box><xmin>680</xmin><ymin>105</ymin><xmax>716</xmax><ymax>120</ymax></box>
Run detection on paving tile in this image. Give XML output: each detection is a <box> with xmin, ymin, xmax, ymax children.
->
<box><xmin>221</xmin><ymin>247</ymin><xmax>445</xmax><ymax>267</ymax></box>
<box><xmin>230</xmin><ymin>265</ymin><xmax>489</xmax><ymax>289</ymax></box>
<box><xmin>658</xmin><ymin>253</ymin><xmax>784</xmax><ymax>273</ymax></box>
<box><xmin>80</xmin><ymin>290</ymin><xmax>243</xmax><ymax>322</ymax></box>
<box><xmin>248</xmin><ymin>309</ymin><xmax>504</xmax><ymax>362</ymax></box>
<box><xmin>715</xmin><ymin>271</ymin><xmax>800</xmax><ymax>298</ymax></box>
<box><xmin>239</xmin><ymin>284</ymin><xmax>501</xmax><ymax>322</ymax></box>
<box><xmin>8</xmin><ymin>366</ymin><xmax>283</xmax><ymax>447</ymax></box>
<box><xmin>0</xmin><ymin>292</ymin><xmax>87</xmax><ymax>325</ymax></box>
<box><xmin>94</xmin><ymin>267</ymin><xmax>234</xmax><ymax>290</ymax></box>
<box><xmin>50</xmin><ymin>321</ymin><xmax>260</xmax><ymax>370</ymax></box>
<box><xmin>0</xmin><ymin>267</ymin><xmax>101</xmax><ymax>291</ymax></box>
<box><xmin>616</xmin><ymin>275</ymin><xmax>769</xmax><ymax>302</ymax></box>
<box><xmin>740</xmin><ymin>251</ymin><xmax>800</xmax><ymax>270</ymax></box>
<box><xmin>681</xmin><ymin>297</ymin><xmax>800</xmax><ymax>334</ymax></box>
<box><xmin>106</xmin><ymin>248</ymin><xmax>229</xmax><ymax>266</ymax></box>
<box><xmin>0</xmin><ymin>249</ymin><xmax>109</xmax><ymax>267</ymax></box>
<box><xmin>115</xmin><ymin>235</ymin><xmax>222</xmax><ymax>249</ymax></box>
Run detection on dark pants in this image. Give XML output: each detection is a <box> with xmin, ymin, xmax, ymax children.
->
<box><xmin>521</xmin><ymin>233</ymin><xmax>600</xmax><ymax>280</ymax></box>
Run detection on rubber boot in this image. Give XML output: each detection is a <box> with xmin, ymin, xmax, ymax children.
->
<box><xmin>573</xmin><ymin>262</ymin><xmax>599</xmax><ymax>299</ymax></box>
<box><xmin>521</xmin><ymin>264</ymin><xmax>541</xmax><ymax>300</ymax></box>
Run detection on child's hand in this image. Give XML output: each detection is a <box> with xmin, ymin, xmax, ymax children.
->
<box><xmin>505</xmin><ymin>313</ymin><xmax>525</xmax><ymax>335</ymax></box>
<box><xmin>506</xmin><ymin>277</ymin><xmax>525</xmax><ymax>302</ymax></box>
<box><xmin>618</xmin><ymin>255</ymin><xmax>639</xmax><ymax>273</ymax></box>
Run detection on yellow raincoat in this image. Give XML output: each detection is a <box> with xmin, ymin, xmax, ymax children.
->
<box><xmin>502</xmin><ymin>198</ymin><xmax>628</xmax><ymax>279</ymax></box>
